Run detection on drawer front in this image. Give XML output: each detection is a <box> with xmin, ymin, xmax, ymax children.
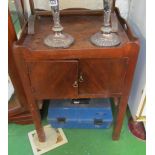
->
<box><xmin>27</xmin><ymin>60</ymin><xmax>78</xmax><ymax>99</ymax></box>
<box><xmin>79</xmin><ymin>58</ymin><xmax>128</xmax><ymax>95</ymax></box>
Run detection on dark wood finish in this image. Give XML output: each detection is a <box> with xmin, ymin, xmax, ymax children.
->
<box><xmin>27</xmin><ymin>60</ymin><xmax>78</xmax><ymax>99</ymax></box>
<box><xmin>8</xmin><ymin>9</ymin><xmax>36</xmax><ymax>125</ymax></box>
<box><xmin>79</xmin><ymin>59</ymin><xmax>128</xmax><ymax>96</ymax></box>
<box><xmin>8</xmin><ymin>94</ymin><xmax>43</xmax><ymax>125</ymax></box>
<box><xmin>35</xmin><ymin>9</ymin><xmax>103</xmax><ymax>16</ymax></box>
<box><xmin>19</xmin><ymin>15</ymin><xmax>128</xmax><ymax>52</ymax></box>
<box><xmin>13</xmin><ymin>49</ymin><xmax>46</xmax><ymax>142</ymax></box>
<box><xmin>9</xmin><ymin>111</ymin><xmax>33</xmax><ymax>124</ymax></box>
<box><xmin>8</xmin><ymin>94</ymin><xmax>24</xmax><ymax>117</ymax></box>
<box><xmin>8</xmin><ymin>8</ymin><xmax>43</xmax><ymax>125</ymax></box>
<box><xmin>9</xmin><ymin>5</ymin><xmax>45</xmax><ymax>137</ymax></box>
<box><xmin>112</xmin><ymin>42</ymin><xmax>139</xmax><ymax>140</ymax></box>
<box><xmin>11</xmin><ymin>8</ymin><xmax>139</xmax><ymax>141</ymax></box>
<box><xmin>8</xmin><ymin>10</ymin><xmax>29</xmax><ymax>111</ymax></box>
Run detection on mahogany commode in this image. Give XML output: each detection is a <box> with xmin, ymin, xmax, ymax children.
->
<box><xmin>12</xmin><ymin>9</ymin><xmax>140</xmax><ymax>142</ymax></box>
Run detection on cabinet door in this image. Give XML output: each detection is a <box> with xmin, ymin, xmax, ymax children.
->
<box><xmin>27</xmin><ymin>60</ymin><xmax>78</xmax><ymax>99</ymax></box>
<box><xmin>79</xmin><ymin>59</ymin><xmax>128</xmax><ymax>96</ymax></box>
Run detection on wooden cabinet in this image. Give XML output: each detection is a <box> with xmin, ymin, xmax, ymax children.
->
<box><xmin>27</xmin><ymin>58</ymin><xmax>128</xmax><ymax>99</ymax></box>
<box><xmin>12</xmin><ymin>9</ymin><xmax>140</xmax><ymax>142</ymax></box>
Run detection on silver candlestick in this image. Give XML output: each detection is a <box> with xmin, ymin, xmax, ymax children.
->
<box><xmin>90</xmin><ymin>0</ymin><xmax>121</xmax><ymax>47</ymax></box>
<box><xmin>44</xmin><ymin>0</ymin><xmax>74</xmax><ymax>48</ymax></box>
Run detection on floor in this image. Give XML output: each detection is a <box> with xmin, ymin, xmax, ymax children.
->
<box><xmin>8</xmin><ymin>116</ymin><xmax>146</xmax><ymax>155</ymax></box>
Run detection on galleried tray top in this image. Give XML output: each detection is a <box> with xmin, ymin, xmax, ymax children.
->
<box><xmin>21</xmin><ymin>15</ymin><xmax>129</xmax><ymax>51</ymax></box>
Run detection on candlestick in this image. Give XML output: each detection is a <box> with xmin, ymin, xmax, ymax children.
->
<box><xmin>44</xmin><ymin>0</ymin><xmax>74</xmax><ymax>48</ymax></box>
<box><xmin>90</xmin><ymin>0</ymin><xmax>121</xmax><ymax>47</ymax></box>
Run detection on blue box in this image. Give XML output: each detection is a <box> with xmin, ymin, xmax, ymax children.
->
<box><xmin>47</xmin><ymin>99</ymin><xmax>113</xmax><ymax>129</ymax></box>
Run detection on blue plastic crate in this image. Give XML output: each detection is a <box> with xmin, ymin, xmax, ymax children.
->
<box><xmin>47</xmin><ymin>99</ymin><xmax>113</xmax><ymax>129</ymax></box>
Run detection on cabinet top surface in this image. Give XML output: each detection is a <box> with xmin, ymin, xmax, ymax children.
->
<box><xmin>20</xmin><ymin>15</ymin><xmax>130</xmax><ymax>52</ymax></box>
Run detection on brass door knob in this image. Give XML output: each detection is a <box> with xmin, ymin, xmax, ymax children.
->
<box><xmin>79</xmin><ymin>75</ymin><xmax>84</xmax><ymax>82</ymax></box>
<box><xmin>72</xmin><ymin>81</ymin><xmax>78</xmax><ymax>88</ymax></box>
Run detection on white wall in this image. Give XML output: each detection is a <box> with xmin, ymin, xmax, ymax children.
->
<box><xmin>33</xmin><ymin>0</ymin><xmax>129</xmax><ymax>19</ymax></box>
<box><xmin>116</xmin><ymin>0</ymin><xmax>130</xmax><ymax>19</ymax></box>
<box><xmin>128</xmin><ymin>0</ymin><xmax>146</xmax><ymax>37</ymax></box>
<box><xmin>128</xmin><ymin>0</ymin><xmax>146</xmax><ymax>120</ymax></box>
<box><xmin>34</xmin><ymin>0</ymin><xmax>103</xmax><ymax>10</ymax></box>
<box><xmin>8</xmin><ymin>77</ymin><xmax>14</xmax><ymax>101</ymax></box>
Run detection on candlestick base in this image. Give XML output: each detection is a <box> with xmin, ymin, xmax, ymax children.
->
<box><xmin>90</xmin><ymin>32</ymin><xmax>121</xmax><ymax>47</ymax></box>
<box><xmin>44</xmin><ymin>32</ymin><xmax>74</xmax><ymax>48</ymax></box>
